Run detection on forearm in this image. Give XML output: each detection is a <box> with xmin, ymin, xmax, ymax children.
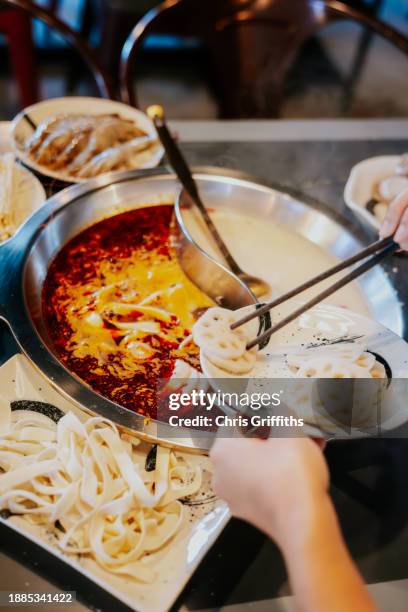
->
<box><xmin>211</xmin><ymin>437</ymin><xmax>377</xmax><ymax>611</ymax></box>
<box><xmin>276</xmin><ymin>494</ymin><xmax>377</xmax><ymax>612</ymax></box>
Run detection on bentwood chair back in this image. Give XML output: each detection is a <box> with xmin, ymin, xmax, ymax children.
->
<box><xmin>120</xmin><ymin>0</ymin><xmax>408</xmax><ymax>118</ymax></box>
<box><xmin>0</xmin><ymin>0</ymin><xmax>113</xmax><ymax>104</ymax></box>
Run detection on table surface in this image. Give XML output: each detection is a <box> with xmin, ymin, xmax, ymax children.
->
<box><xmin>1</xmin><ymin>119</ymin><xmax>408</xmax><ymax>612</ymax></box>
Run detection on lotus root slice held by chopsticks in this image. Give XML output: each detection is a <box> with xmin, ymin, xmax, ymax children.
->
<box><xmin>193</xmin><ymin>307</ymin><xmax>257</xmax><ymax>374</ymax></box>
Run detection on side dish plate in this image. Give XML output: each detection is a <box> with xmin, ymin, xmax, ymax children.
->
<box><xmin>10</xmin><ymin>97</ymin><xmax>164</xmax><ymax>183</ymax></box>
<box><xmin>201</xmin><ymin>303</ymin><xmax>408</xmax><ymax>437</ymax></box>
<box><xmin>0</xmin><ymin>354</ymin><xmax>229</xmax><ymax>612</ymax></box>
<box><xmin>344</xmin><ymin>155</ymin><xmax>401</xmax><ymax>231</ymax></box>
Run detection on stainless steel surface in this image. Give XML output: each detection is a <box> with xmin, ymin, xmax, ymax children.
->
<box><xmin>0</xmin><ymin>166</ymin><xmax>403</xmax><ymax>451</ymax></box>
<box><xmin>174</xmin><ymin>189</ymin><xmax>258</xmax><ymax>309</ymax></box>
<box><xmin>168</xmin><ymin>119</ymin><xmax>408</xmax><ymax>142</ymax></box>
<box><xmin>149</xmin><ymin>104</ymin><xmax>269</xmax><ymax>298</ymax></box>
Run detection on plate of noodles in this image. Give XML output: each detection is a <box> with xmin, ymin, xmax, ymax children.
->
<box><xmin>0</xmin><ymin>354</ymin><xmax>229</xmax><ymax>611</ymax></box>
<box><xmin>10</xmin><ymin>97</ymin><xmax>164</xmax><ymax>184</ymax></box>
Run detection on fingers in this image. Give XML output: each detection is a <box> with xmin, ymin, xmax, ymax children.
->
<box><xmin>380</xmin><ymin>187</ymin><xmax>408</xmax><ymax>240</ymax></box>
<box><xmin>394</xmin><ymin>208</ymin><xmax>408</xmax><ymax>250</ymax></box>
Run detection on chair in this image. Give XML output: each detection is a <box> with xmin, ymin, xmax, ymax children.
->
<box><xmin>120</xmin><ymin>0</ymin><xmax>408</xmax><ymax>118</ymax></box>
<box><xmin>0</xmin><ymin>0</ymin><xmax>113</xmax><ymax>106</ymax></box>
<box><xmin>0</xmin><ymin>7</ymin><xmax>38</xmax><ymax>107</ymax></box>
<box><xmin>97</xmin><ymin>0</ymin><xmax>154</xmax><ymax>87</ymax></box>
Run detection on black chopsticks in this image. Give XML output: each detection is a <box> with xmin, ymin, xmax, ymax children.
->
<box><xmin>147</xmin><ymin>104</ymin><xmax>244</xmax><ymax>273</ymax></box>
<box><xmin>231</xmin><ymin>236</ymin><xmax>398</xmax><ymax>350</ymax></box>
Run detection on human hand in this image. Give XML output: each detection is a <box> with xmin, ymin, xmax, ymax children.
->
<box><xmin>380</xmin><ymin>187</ymin><xmax>408</xmax><ymax>249</ymax></box>
<box><xmin>211</xmin><ymin>438</ymin><xmax>378</xmax><ymax>612</ymax></box>
<box><xmin>210</xmin><ymin>436</ymin><xmax>329</xmax><ymax>548</ymax></box>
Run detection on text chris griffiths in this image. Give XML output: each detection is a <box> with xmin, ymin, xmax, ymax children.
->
<box><xmin>168</xmin><ymin>414</ymin><xmax>304</xmax><ymax>428</ymax></box>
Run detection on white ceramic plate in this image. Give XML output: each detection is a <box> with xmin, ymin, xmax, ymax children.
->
<box><xmin>201</xmin><ymin>303</ymin><xmax>408</xmax><ymax>436</ymax></box>
<box><xmin>344</xmin><ymin>155</ymin><xmax>401</xmax><ymax>231</ymax></box>
<box><xmin>0</xmin><ymin>155</ymin><xmax>46</xmax><ymax>244</ymax></box>
<box><xmin>0</xmin><ymin>354</ymin><xmax>229</xmax><ymax>612</ymax></box>
<box><xmin>10</xmin><ymin>97</ymin><xmax>164</xmax><ymax>184</ymax></box>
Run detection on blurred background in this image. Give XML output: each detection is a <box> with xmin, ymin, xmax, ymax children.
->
<box><xmin>0</xmin><ymin>0</ymin><xmax>407</xmax><ymax>120</ymax></box>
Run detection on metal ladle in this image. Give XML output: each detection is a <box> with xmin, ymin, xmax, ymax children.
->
<box><xmin>147</xmin><ymin>104</ymin><xmax>270</xmax><ymax>298</ymax></box>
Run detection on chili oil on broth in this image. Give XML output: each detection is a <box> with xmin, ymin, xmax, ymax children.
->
<box><xmin>42</xmin><ymin>204</ymin><xmax>213</xmax><ymax>417</ymax></box>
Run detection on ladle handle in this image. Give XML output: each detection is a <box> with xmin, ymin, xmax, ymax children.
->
<box><xmin>147</xmin><ymin>105</ymin><xmax>243</xmax><ymax>276</ymax></box>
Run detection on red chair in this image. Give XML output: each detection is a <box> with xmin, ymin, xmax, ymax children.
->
<box><xmin>0</xmin><ymin>0</ymin><xmax>113</xmax><ymax>108</ymax></box>
<box><xmin>0</xmin><ymin>8</ymin><xmax>39</xmax><ymax>107</ymax></box>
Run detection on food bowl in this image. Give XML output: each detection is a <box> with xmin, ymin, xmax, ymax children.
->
<box><xmin>10</xmin><ymin>97</ymin><xmax>164</xmax><ymax>183</ymax></box>
<box><xmin>344</xmin><ymin>155</ymin><xmax>402</xmax><ymax>231</ymax></box>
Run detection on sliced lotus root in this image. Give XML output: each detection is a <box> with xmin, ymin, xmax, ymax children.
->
<box><xmin>193</xmin><ymin>307</ymin><xmax>248</xmax><ymax>360</ymax></box>
<box><xmin>355</xmin><ymin>352</ymin><xmax>376</xmax><ymax>370</ymax></box>
<box><xmin>205</xmin><ymin>348</ymin><xmax>257</xmax><ymax>375</ymax></box>
<box><xmin>193</xmin><ymin>307</ymin><xmax>237</xmax><ymax>332</ymax></box>
<box><xmin>287</xmin><ymin>348</ymin><xmax>386</xmax><ymax>379</ymax></box>
<box><xmin>194</xmin><ymin>307</ymin><xmax>250</xmax><ymax>337</ymax></box>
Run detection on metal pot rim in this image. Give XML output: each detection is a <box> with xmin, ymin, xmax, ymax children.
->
<box><xmin>0</xmin><ymin>166</ymin><xmax>403</xmax><ymax>450</ymax></box>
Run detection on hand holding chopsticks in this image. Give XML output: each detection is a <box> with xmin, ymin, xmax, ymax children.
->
<box><xmin>231</xmin><ymin>236</ymin><xmax>398</xmax><ymax>350</ymax></box>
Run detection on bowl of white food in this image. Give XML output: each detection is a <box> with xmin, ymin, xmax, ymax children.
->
<box><xmin>344</xmin><ymin>154</ymin><xmax>408</xmax><ymax>231</ymax></box>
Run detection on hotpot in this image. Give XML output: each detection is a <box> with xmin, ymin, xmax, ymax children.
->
<box><xmin>0</xmin><ymin>167</ymin><xmax>403</xmax><ymax>450</ymax></box>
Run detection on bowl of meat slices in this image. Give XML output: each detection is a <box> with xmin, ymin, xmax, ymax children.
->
<box><xmin>10</xmin><ymin>97</ymin><xmax>164</xmax><ymax>183</ymax></box>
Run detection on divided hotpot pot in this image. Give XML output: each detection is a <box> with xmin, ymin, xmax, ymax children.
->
<box><xmin>0</xmin><ymin>167</ymin><xmax>403</xmax><ymax>450</ymax></box>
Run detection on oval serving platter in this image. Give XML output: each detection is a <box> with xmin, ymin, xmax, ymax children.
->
<box><xmin>201</xmin><ymin>303</ymin><xmax>408</xmax><ymax>438</ymax></box>
<box><xmin>10</xmin><ymin>97</ymin><xmax>164</xmax><ymax>183</ymax></box>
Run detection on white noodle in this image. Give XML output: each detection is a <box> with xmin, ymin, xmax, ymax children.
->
<box><xmin>0</xmin><ymin>407</ymin><xmax>202</xmax><ymax>582</ymax></box>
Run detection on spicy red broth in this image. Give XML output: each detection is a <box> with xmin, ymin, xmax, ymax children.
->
<box><xmin>43</xmin><ymin>205</ymin><xmax>212</xmax><ymax>417</ymax></box>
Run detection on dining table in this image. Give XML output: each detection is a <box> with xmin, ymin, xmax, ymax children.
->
<box><xmin>1</xmin><ymin>116</ymin><xmax>408</xmax><ymax>612</ymax></box>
